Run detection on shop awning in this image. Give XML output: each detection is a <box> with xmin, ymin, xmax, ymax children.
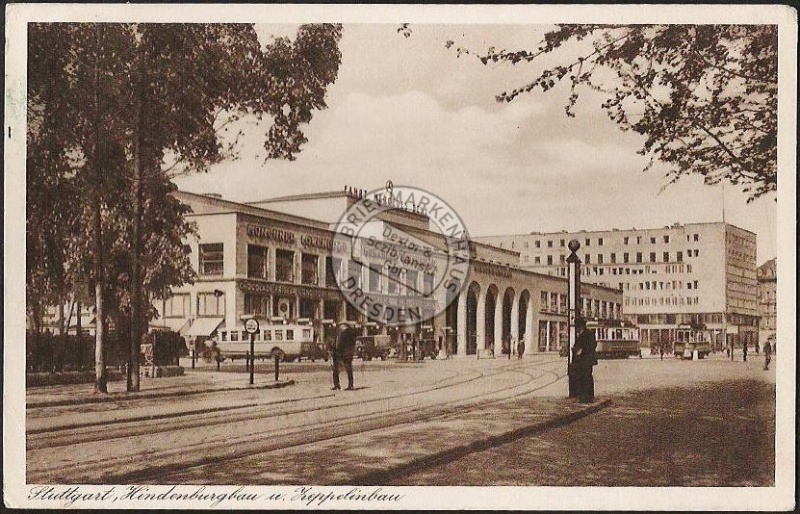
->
<box><xmin>149</xmin><ymin>318</ymin><xmax>191</xmax><ymax>334</ymax></box>
<box><xmin>184</xmin><ymin>318</ymin><xmax>224</xmax><ymax>337</ymax></box>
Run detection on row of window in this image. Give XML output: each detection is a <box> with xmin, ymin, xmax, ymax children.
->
<box><xmin>546</xmin><ymin>263</ymin><xmax>695</xmax><ymax>281</ymax></box>
<box><xmin>632</xmin><ymin>312</ymin><xmax>725</xmax><ymax>325</ymax></box>
<box><xmin>219</xmin><ymin>327</ymin><xmax>313</xmax><ymax>342</ymax></box>
<box><xmin>502</xmin><ymin>232</ymin><xmax>702</xmax><ymax>250</ymax></box>
<box><xmin>528</xmin><ymin>249</ymin><xmax>699</xmax><ymax>266</ymax></box>
<box><xmin>203</xmin><ymin>243</ymin><xmax>434</xmax><ymax>294</ymax></box>
<box><xmin>625</xmin><ymin>296</ymin><xmax>701</xmax><ymax>307</ymax></box>
<box><xmin>538</xmin><ymin>291</ymin><xmax>621</xmax><ymax>320</ymax></box>
<box><xmin>622</xmin><ymin>280</ymin><xmax>699</xmax><ymax>292</ymax></box>
<box><xmin>164</xmin><ymin>292</ymin><xmax>224</xmax><ymax>318</ymax></box>
<box><xmin>247</xmin><ymin>245</ymin><xmax>319</xmax><ymax>284</ymax></box>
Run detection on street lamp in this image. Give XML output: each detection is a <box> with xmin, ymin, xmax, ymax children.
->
<box><xmin>566</xmin><ymin>239</ymin><xmax>582</xmax><ymax>398</ymax></box>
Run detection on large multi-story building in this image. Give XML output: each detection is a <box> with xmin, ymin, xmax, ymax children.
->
<box><xmin>757</xmin><ymin>258</ymin><xmax>777</xmax><ymax>344</ymax></box>
<box><xmin>162</xmin><ymin>188</ymin><xmax>622</xmax><ymax>356</ymax></box>
<box><xmin>476</xmin><ymin>222</ymin><xmax>760</xmax><ymax>350</ymax></box>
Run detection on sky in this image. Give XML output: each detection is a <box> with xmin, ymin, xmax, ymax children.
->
<box><xmin>174</xmin><ymin>24</ymin><xmax>779</xmax><ymax>264</ymax></box>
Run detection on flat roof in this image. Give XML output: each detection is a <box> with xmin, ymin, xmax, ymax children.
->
<box><xmin>475</xmin><ymin>221</ymin><xmax>754</xmax><ymax>238</ymax></box>
<box><xmin>246</xmin><ymin>190</ymin><xmax>348</xmax><ymax>204</ymax></box>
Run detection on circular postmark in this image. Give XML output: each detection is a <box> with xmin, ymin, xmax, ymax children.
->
<box><xmin>333</xmin><ymin>184</ymin><xmax>471</xmax><ymax>328</ymax></box>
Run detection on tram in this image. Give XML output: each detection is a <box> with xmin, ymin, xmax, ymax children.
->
<box><xmin>212</xmin><ymin>320</ymin><xmax>314</xmax><ymax>362</ymax></box>
<box><xmin>588</xmin><ymin>320</ymin><xmax>642</xmax><ymax>359</ymax></box>
<box><xmin>672</xmin><ymin>324</ymin><xmax>712</xmax><ymax>360</ymax></box>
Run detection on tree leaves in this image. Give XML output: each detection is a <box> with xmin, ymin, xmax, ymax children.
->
<box><xmin>471</xmin><ymin>24</ymin><xmax>777</xmax><ymax>201</ymax></box>
<box><xmin>27</xmin><ymin>22</ymin><xmax>343</xmax><ymax>327</ymax></box>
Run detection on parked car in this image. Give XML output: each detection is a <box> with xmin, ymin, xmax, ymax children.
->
<box><xmin>356</xmin><ymin>335</ymin><xmax>394</xmax><ymax>360</ymax></box>
<box><xmin>299</xmin><ymin>341</ymin><xmax>328</xmax><ymax>362</ymax></box>
<box><xmin>418</xmin><ymin>339</ymin><xmax>438</xmax><ymax>359</ymax></box>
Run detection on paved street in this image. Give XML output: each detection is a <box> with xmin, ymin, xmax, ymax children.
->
<box><xmin>393</xmin><ymin>376</ymin><xmax>775</xmax><ymax>486</ymax></box>
<box><xmin>26</xmin><ymin>352</ymin><xmax>775</xmax><ymax>486</ymax></box>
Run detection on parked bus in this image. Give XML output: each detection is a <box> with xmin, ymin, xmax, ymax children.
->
<box><xmin>212</xmin><ymin>322</ymin><xmax>314</xmax><ymax>362</ymax></box>
<box><xmin>673</xmin><ymin>325</ymin><xmax>712</xmax><ymax>360</ymax></box>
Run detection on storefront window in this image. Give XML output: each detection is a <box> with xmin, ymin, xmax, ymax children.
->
<box><xmin>423</xmin><ymin>273</ymin><xmax>434</xmax><ymax>296</ymax></box>
<box><xmin>368</xmin><ymin>264</ymin><xmax>381</xmax><ymax>293</ymax></box>
<box><xmin>197</xmin><ymin>292</ymin><xmax>224</xmax><ymax>317</ymax></box>
<box><xmin>347</xmin><ymin>260</ymin><xmax>362</xmax><ymax>289</ymax></box>
<box><xmin>199</xmin><ymin>243</ymin><xmax>224</xmax><ymax>276</ymax></box>
<box><xmin>406</xmin><ymin>270</ymin><xmax>418</xmax><ymax>295</ymax></box>
<box><xmin>275</xmin><ymin>249</ymin><xmax>295</xmax><ymax>282</ymax></box>
<box><xmin>299</xmin><ymin>298</ymin><xmax>316</xmax><ymax>319</ymax></box>
<box><xmin>388</xmin><ymin>266</ymin><xmax>400</xmax><ymax>294</ymax></box>
<box><xmin>244</xmin><ymin>293</ymin><xmax>268</xmax><ymax>317</ymax></box>
<box><xmin>325</xmin><ymin>256</ymin><xmax>341</xmax><ymax>287</ymax></box>
<box><xmin>301</xmin><ymin>254</ymin><xmax>319</xmax><ymax>285</ymax></box>
<box><xmin>247</xmin><ymin>245</ymin><xmax>268</xmax><ymax>279</ymax></box>
<box><xmin>164</xmin><ymin>293</ymin><xmax>190</xmax><ymax>317</ymax></box>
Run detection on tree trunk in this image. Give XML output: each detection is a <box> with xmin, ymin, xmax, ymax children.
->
<box><xmin>94</xmin><ymin>207</ymin><xmax>108</xmax><ymax>393</ymax></box>
<box><xmin>92</xmin><ymin>25</ymin><xmax>108</xmax><ymax>394</ymax></box>
<box><xmin>77</xmin><ymin>300</ymin><xmax>83</xmax><ymax>370</ymax></box>
<box><xmin>128</xmin><ymin>37</ymin><xmax>146</xmax><ymax>392</ymax></box>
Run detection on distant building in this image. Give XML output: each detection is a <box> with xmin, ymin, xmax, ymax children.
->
<box><xmin>161</xmin><ymin>188</ymin><xmax>622</xmax><ymax>356</ymax></box>
<box><xmin>757</xmin><ymin>258</ymin><xmax>777</xmax><ymax>343</ymax></box>
<box><xmin>476</xmin><ymin>222</ymin><xmax>760</xmax><ymax>349</ymax></box>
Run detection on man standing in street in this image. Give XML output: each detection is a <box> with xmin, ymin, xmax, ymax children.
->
<box><xmin>742</xmin><ymin>341</ymin><xmax>748</xmax><ymax>362</ymax></box>
<box><xmin>573</xmin><ymin>317</ymin><xmax>598</xmax><ymax>403</ymax></box>
<box><xmin>331</xmin><ymin>322</ymin><xmax>357</xmax><ymax>390</ymax></box>
<box><xmin>763</xmin><ymin>339</ymin><xmax>773</xmax><ymax>370</ymax></box>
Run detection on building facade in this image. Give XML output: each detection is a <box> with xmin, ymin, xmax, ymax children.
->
<box><xmin>757</xmin><ymin>258</ymin><xmax>777</xmax><ymax>344</ymax></box>
<box><xmin>476</xmin><ymin>222</ymin><xmax>760</xmax><ymax>350</ymax></box>
<box><xmin>166</xmin><ymin>189</ymin><xmax>623</xmax><ymax>356</ymax></box>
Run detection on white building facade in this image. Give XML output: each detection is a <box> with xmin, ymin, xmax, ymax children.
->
<box><xmin>165</xmin><ymin>189</ymin><xmax>623</xmax><ymax>356</ymax></box>
<box><xmin>477</xmin><ymin>222</ymin><xmax>760</xmax><ymax>350</ymax></box>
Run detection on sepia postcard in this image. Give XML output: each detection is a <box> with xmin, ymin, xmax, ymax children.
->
<box><xmin>4</xmin><ymin>3</ymin><xmax>797</xmax><ymax>510</ymax></box>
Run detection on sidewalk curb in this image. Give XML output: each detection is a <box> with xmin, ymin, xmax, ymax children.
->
<box><xmin>342</xmin><ymin>398</ymin><xmax>613</xmax><ymax>485</ymax></box>
<box><xmin>27</xmin><ymin>379</ymin><xmax>297</xmax><ymax>409</ymax></box>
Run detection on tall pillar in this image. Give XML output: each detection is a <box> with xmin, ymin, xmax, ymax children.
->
<box><xmin>493</xmin><ymin>295</ymin><xmax>503</xmax><ymax>353</ymax></box>
<box><xmin>526</xmin><ymin>302</ymin><xmax>535</xmax><ymax>352</ymax></box>
<box><xmin>545</xmin><ymin>320</ymin><xmax>551</xmax><ymax>352</ymax></box>
<box><xmin>476</xmin><ymin>291</ymin><xmax>486</xmax><ymax>355</ymax></box>
<box><xmin>510</xmin><ymin>295</ymin><xmax>520</xmax><ymax>347</ymax></box>
<box><xmin>269</xmin><ymin>247</ymin><xmax>277</xmax><ymax>282</ymax></box>
<box><xmin>433</xmin><ymin>308</ymin><xmax>448</xmax><ymax>358</ymax></box>
<box><xmin>457</xmin><ymin>290</ymin><xmax>467</xmax><ymax>356</ymax></box>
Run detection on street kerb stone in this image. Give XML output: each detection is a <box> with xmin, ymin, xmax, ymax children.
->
<box><xmin>333</xmin><ymin>183</ymin><xmax>471</xmax><ymax>329</ymax></box>
<box><xmin>340</xmin><ymin>399</ymin><xmax>612</xmax><ymax>486</ymax></box>
<box><xmin>26</xmin><ymin>378</ymin><xmax>297</xmax><ymax>409</ymax></box>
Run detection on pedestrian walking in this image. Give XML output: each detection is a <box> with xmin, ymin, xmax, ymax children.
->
<box><xmin>763</xmin><ymin>340</ymin><xmax>772</xmax><ymax>370</ymax></box>
<box><xmin>517</xmin><ymin>339</ymin><xmax>525</xmax><ymax>359</ymax></box>
<box><xmin>755</xmin><ymin>341</ymin><xmax>760</xmax><ymax>355</ymax></box>
<box><xmin>331</xmin><ymin>322</ymin><xmax>357</xmax><ymax>390</ymax></box>
<box><xmin>742</xmin><ymin>341</ymin><xmax>748</xmax><ymax>362</ymax></box>
<box><xmin>573</xmin><ymin>317</ymin><xmax>598</xmax><ymax>403</ymax></box>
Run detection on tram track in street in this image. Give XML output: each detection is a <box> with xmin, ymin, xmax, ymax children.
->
<box><xmin>28</xmin><ymin>359</ymin><xmax>557</xmax><ymax>449</ymax></box>
<box><xmin>27</xmin><ymin>364</ymin><xmax>468</xmax><ymax>449</ymax></box>
<box><xmin>28</xmin><ymin>358</ymin><xmax>567</xmax><ymax>484</ymax></box>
